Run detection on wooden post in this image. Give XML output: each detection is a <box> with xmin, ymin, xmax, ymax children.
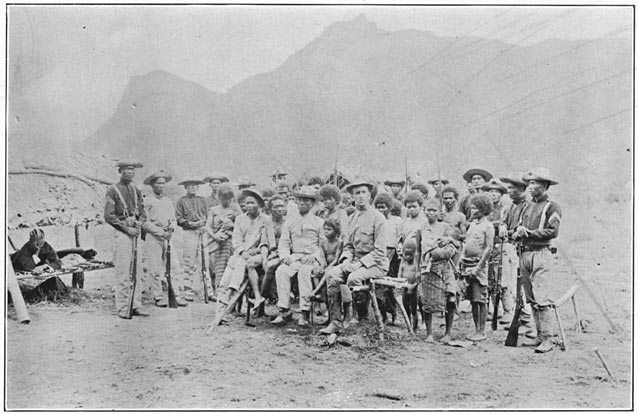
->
<box><xmin>208</xmin><ymin>280</ymin><xmax>249</xmax><ymax>333</ymax></box>
<box><xmin>572</xmin><ymin>296</ymin><xmax>584</xmax><ymax>332</ymax></box>
<box><xmin>71</xmin><ymin>223</ymin><xmax>85</xmax><ymax>289</ymax></box>
<box><xmin>554</xmin><ymin>307</ymin><xmax>567</xmax><ymax>351</ymax></box>
<box><xmin>7</xmin><ymin>250</ymin><xmax>30</xmax><ymax>324</ymax></box>
<box><xmin>369</xmin><ymin>282</ymin><xmax>385</xmax><ymax>341</ymax></box>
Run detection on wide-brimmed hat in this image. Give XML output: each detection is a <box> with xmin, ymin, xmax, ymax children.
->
<box><xmin>116</xmin><ymin>160</ymin><xmax>143</xmax><ymax>169</ymax></box>
<box><xmin>292</xmin><ymin>185</ymin><xmax>321</xmax><ymax>200</ymax></box>
<box><xmin>462</xmin><ymin>168</ymin><xmax>493</xmax><ymax>183</ymax></box>
<box><xmin>178</xmin><ymin>179</ymin><xmax>206</xmax><ymax>186</ymax></box>
<box><xmin>481</xmin><ymin>179</ymin><xmax>507</xmax><ymax>194</ymax></box>
<box><xmin>237</xmin><ymin>176</ymin><xmax>256</xmax><ymax>188</ymax></box>
<box><xmin>427</xmin><ymin>174</ymin><xmax>449</xmax><ymax>185</ymax></box>
<box><xmin>203</xmin><ymin>173</ymin><xmax>229</xmax><ymax>183</ymax></box>
<box><xmin>241</xmin><ymin>189</ymin><xmax>264</xmax><ymax>206</ymax></box>
<box><xmin>143</xmin><ymin>170</ymin><xmax>172</xmax><ymax>185</ymax></box>
<box><xmin>522</xmin><ymin>168</ymin><xmax>559</xmax><ymax>186</ymax></box>
<box><xmin>270</xmin><ymin>167</ymin><xmax>288</xmax><ymax>178</ymax></box>
<box><xmin>345</xmin><ymin>177</ymin><xmax>376</xmax><ymax>194</ymax></box>
<box><xmin>383</xmin><ymin>175</ymin><xmax>405</xmax><ymax>186</ymax></box>
<box><xmin>500</xmin><ymin>172</ymin><xmax>527</xmax><ymax>188</ymax></box>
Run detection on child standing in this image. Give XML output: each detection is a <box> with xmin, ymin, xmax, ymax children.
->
<box><xmin>460</xmin><ymin>193</ymin><xmax>494</xmax><ymax>342</ymax></box>
<box><xmin>398</xmin><ymin>239</ymin><xmax>420</xmax><ymax>332</ymax></box>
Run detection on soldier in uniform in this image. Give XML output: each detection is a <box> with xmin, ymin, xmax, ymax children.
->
<box><xmin>175</xmin><ymin>179</ymin><xmax>213</xmax><ymax>301</ymax></box>
<box><xmin>320</xmin><ymin>178</ymin><xmax>388</xmax><ymax>334</ymax></box>
<box><xmin>142</xmin><ymin>170</ymin><xmax>187</xmax><ymax>308</ymax></box>
<box><xmin>459</xmin><ymin>168</ymin><xmax>493</xmax><ymax>219</ymax></box>
<box><xmin>104</xmin><ymin>160</ymin><xmax>148</xmax><ymax>318</ymax></box>
<box><xmin>272</xmin><ymin>186</ymin><xmax>325</xmax><ymax>326</ymax></box>
<box><xmin>511</xmin><ymin>168</ymin><xmax>562</xmax><ymax>353</ymax></box>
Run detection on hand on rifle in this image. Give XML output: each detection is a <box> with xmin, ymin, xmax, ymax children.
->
<box><xmin>125</xmin><ymin>226</ymin><xmax>141</xmax><ymax>238</ymax></box>
<box><xmin>161</xmin><ymin>230</ymin><xmax>172</xmax><ymax>240</ymax></box>
<box><xmin>512</xmin><ymin>226</ymin><xmax>530</xmax><ymax>240</ymax></box>
<box><xmin>498</xmin><ymin>225</ymin><xmax>509</xmax><ymax>241</ymax></box>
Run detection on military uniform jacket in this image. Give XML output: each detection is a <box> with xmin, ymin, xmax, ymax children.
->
<box><xmin>518</xmin><ymin>193</ymin><xmax>561</xmax><ymax>248</ymax></box>
<box><xmin>104</xmin><ymin>180</ymin><xmax>147</xmax><ymax>234</ymax></box>
<box><xmin>175</xmin><ymin>195</ymin><xmax>208</xmax><ymax>230</ymax></box>
<box><xmin>341</xmin><ymin>207</ymin><xmax>388</xmax><ymax>271</ymax></box>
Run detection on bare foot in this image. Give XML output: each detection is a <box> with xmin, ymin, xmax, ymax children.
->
<box><xmin>439</xmin><ymin>335</ymin><xmax>452</xmax><ymax>344</ymax></box>
<box><xmin>424</xmin><ymin>335</ymin><xmax>435</xmax><ymax>343</ymax></box>
<box><xmin>466</xmin><ymin>332</ymin><xmax>487</xmax><ymax>342</ymax></box>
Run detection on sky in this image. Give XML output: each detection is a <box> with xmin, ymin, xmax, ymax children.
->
<box><xmin>6</xmin><ymin>4</ymin><xmax>633</xmax><ymax>142</ymax></box>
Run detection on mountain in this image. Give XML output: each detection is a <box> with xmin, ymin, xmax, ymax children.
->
<box><xmin>83</xmin><ymin>14</ymin><xmax>632</xmax><ymax>204</ymax></box>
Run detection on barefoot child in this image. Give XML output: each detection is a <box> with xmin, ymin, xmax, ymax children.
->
<box><xmin>398</xmin><ymin>239</ymin><xmax>419</xmax><ymax>331</ymax></box>
<box><xmin>460</xmin><ymin>194</ymin><xmax>494</xmax><ymax>342</ymax></box>
<box><xmin>420</xmin><ymin>199</ymin><xmax>460</xmax><ymax>343</ymax></box>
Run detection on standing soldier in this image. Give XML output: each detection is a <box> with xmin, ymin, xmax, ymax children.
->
<box><xmin>104</xmin><ymin>160</ymin><xmax>148</xmax><ymax>318</ymax></box>
<box><xmin>175</xmin><ymin>179</ymin><xmax>213</xmax><ymax>302</ymax></box>
<box><xmin>499</xmin><ymin>172</ymin><xmax>532</xmax><ymax>331</ymax></box>
<box><xmin>512</xmin><ymin>168</ymin><xmax>561</xmax><ymax>353</ymax></box>
<box><xmin>320</xmin><ymin>178</ymin><xmax>388</xmax><ymax>334</ymax></box>
<box><xmin>459</xmin><ymin>168</ymin><xmax>493</xmax><ymax>219</ymax></box>
<box><xmin>272</xmin><ymin>186</ymin><xmax>325</xmax><ymax>326</ymax></box>
<box><xmin>203</xmin><ymin>173</ymin><xmax>229</xmax><ymax>209</ymax></box>
<box><xmin>142</xmin><ymin>170</ymin><xmax>187</xmax><ymax>308</ymax></box>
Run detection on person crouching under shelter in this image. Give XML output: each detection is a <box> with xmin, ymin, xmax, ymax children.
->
<box><xmin>320</xmin><ymin>178</ymin><xmax>388</xmax><ymax>335</ymax></box>
<box><xmin>272</xmin><ymin>186</ymin><xmax>325</xmax><ymax>326</ymax></box>
<box><xmin>216</xmin><ymin>189</ymin><xmax>274</xmax><ymax>323</ymax></box>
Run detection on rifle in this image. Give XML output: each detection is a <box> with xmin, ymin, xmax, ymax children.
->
<box><xmin>334</xmin><ymin>144</ymin><xmax>340</xmax><ymax>188</ymax></box>
<box><xmin>404</xmin><ymin>155</ymin><xmax>409</xmax><ymax>195</ymax></box>
<box><xmin>165</xmin><ymin>240</ymin><xmax>178</xmax><ymax>308</ymax></box>
<box><xmin>436</xmin><ymin>152</ymin><xmax>443</xmax><ymax>211</ymax></box>
<box><xmin>200</xmin><ymin>234</ymin><xmax>209</xmax><ymax>304</ymax></box>
<box><xmin>491</xmin><ymin>240</ymin><xmax>504</xmax><ymax>331</ymax></box>
<box><xmin>125</xmin><ymin>236</ymin><xmax>139</xmax><ymax>319</ymax></box>
<box><xmin>505</xmin><ymin>244</ymin><xmax>524</xmax><ymax>347</ymax></box>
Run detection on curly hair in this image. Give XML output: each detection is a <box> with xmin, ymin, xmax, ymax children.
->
<box><xmin>470</xmin><ymin>193</ymin><xmax>494</xmax><ymax>216</ymax></box>
<box><xmin>268</xmin><ymin>194</ymin><xmax>285</xmax><ymax>209</ymax></box>
<box><xmin>307</xmin><ymin>176</ymin><xmax>325</xmax><ymax>187</ymax></box>
<box><xmin>373</xmin><ymin>192</ymin><xmax>394</xmax><ymax>209</ymax></box>
<box><xmin>423</xmin><ymin>198</ymin><xmax>441</xmax><ymax>211</ymax></box>
<box><xmin>217</xmin><ymin>183</ymin><xmax>235</xmax><ymax>200</ymax></box>
<box><xmin>410</xmin><ymin>182</ymin><xmax>429</xmax><ymax>197</ymax></box>
<box><xmin>390</xmin><ymin>199</ymin><xmax>403</xmax><ymax>217</ymax></box>
<box><xmin>403</xmin><ymin>190</ymin><xmax>425</xmax><ymax>206</ymax></box>
<box><xmin>441</xmin><ymin>185</ymin><xmax>459</xmax><ymax>200</ymax></box>
<box><xmin>319</xmin><ymin>184</ymin><xmax>341</xmax><ymax>203</ymax></box>
<box><xmin>323</xmin><ymin>217</ymin><xmax>342</xmax><ymax>237</ymax></box>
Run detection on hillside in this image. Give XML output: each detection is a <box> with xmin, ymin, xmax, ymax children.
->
<box><xmin>83</xmin><ymin>14</ymin><xmax>632</xmax><ymax>204</ymax></box>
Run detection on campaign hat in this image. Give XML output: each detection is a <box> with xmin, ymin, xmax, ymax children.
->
<box><xmin>481</xmin><ymin>179</ymin><xmax>507</xmax><ymax>194</ymax></box>
<box><xmin>345</xmin><ymin>177</ymin><xmax>376</xmax><ymax>194</ymax></box>
<box><xmin>522</xmin><ymin>168</ymin><xmax>558</xmax><ymax>186</ymax></box>
<box><xmin>143</xmin><ymin>170</ymin><xmax>172</xmax><ymax>185</ymax></box>
<box><xmin>427</xmin><ymin>174</ymin><xmax>449</xmax><ymax>185</ymax></box>
<box><xmin>462</xmin><ymin>168</ymin><xmax>493</xmax><ymax>183</ymax></box>
<box><xmin>116</xmin><ymin>160</ymin><xmax>143</xmax><ymax>169</ymax></box>
<box><xmin>242</xmin><ymin>188</ymin><xmax>264</xmax><ymax>206</ymax></box>
<box><xmin>178</xmin><ymin>179</ymin><xmax>206</xmax><ymax>186</ymax></box>
<box><xmin>500</xmin><ymin>172</ymin><xmax>527</xmax><ymax>188</ymax></box>
<box><xmin>203</xmin><ymin>173</ymin><xmax>229</xmax><ymax>183</ymax></box>
<box><xmin>292</xmin><ymin>185</ymin><xmax>321</xmax><ymax>200</ymax></box>
<box><xmin>383</xmin><ymin>174</ymin><xmax>406</xmax><ymax>186</ymax></box>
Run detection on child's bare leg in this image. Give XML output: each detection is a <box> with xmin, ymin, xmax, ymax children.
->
<box><xmin>467</xmin><ymin>302</ymin><xmax>487</xmax><ymax>341</ymax></box>
<box><xmin>478</xmin><ymin>302</ymin><xmax>487</xmax><ymax>333</ymax></box>
<box><xmin>424</xmin><ymin>312</ymin><xmax>434</xmax><ymax>342</ymax></box>
<box><xmin>440</xmin><ymin>298</ymin><xmax>455</xmax><ymax>343</ymax></box>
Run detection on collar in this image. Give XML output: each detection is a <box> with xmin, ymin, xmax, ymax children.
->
<box><xmin>511</xmin><ymin>195</ymin><xmax>527</xmax><ymax>205</ymax></box>
<box><xmin>532</xmin><ymin>193</ymin><xmax>549</xmax><ymax>203</ymax></box>
<box><xmin>118</xmin><ymin>178</ymin><xmax>132</xmax><ymax>185</ymax></box>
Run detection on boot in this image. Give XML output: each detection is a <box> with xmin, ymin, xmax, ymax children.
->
<box><xmin>298</xmin><ymin>310</ymin><xmax>310</xmax><ymax>326</ymax></box>
<box><xmin>535</xmin><ymin>307</ymin><xmax>554</xmax><ymax>353</ymax></box>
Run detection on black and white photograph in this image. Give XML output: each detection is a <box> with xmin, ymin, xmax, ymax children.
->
<box><xmin>5</xmin><ymin>3</ymin><xmax>633</xmax><ymax>410</ymax></box>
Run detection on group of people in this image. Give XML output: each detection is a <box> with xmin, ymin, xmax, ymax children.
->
<box><xmin>105</xmin><ymin>160</ymin><xmax>561</xmax><ymax>353</ymax></box>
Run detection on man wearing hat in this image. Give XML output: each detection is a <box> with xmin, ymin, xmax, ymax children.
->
<box><xmin>175</xmin><ymin>178</ymin><xmax>213</xmax><ymax>302</ymax></box>
<box><xmin>428</xmin><ymin>174</ymin><xmax>450</xmax><ymax>199</ymax></box>
<box><xmin>320</xmin><ymin>177</ymin><xmax>388</xmax><ymax>334</ymax></box>
<box><xmin>237</xmin><ymin>176</ymin><xmax>256</xmax><ymax>191</ymax></box>
<box><xmin>104</xmin><ymin>160</ymin><xmax>148</xmax><ymax>318</ymax></box>
<box><xmin>270</xmin><ymin>167</ymin><xmax>288</xmax><ymax>186</ymax></box>
<box><xmin>384</xmin><ymin>176</ymin><xmax>406</xmax><ymax>203</ymax></box>
<box><xmin>459</xmin><ymin>168</ymin><xmax>493</xmax><ymax>220</ymax></box>
<box><xmin>142</xmin><ymin>170</ymin><xmax>187</xmax><ymax>308</ymax></box>
<box><xmin>499</xmin><ymin>172</ymin><xmax>533</xmax><ymax>332</ymax></box>
<box><xmin>203</xmin><ymin>173</ymin><xmax>229</xmax><ymax>209</ymax></box>
<box><xmin>511</xmin><ymin>168</ymin><xmax>562</xmax><ymax>353</ymax></box>
<box><xmin>216</xmin><ymin>189</ymin><xmax>275</xmax><ymax>322</ymax></box>
<box><xmin>480</xmin><ymin>179</ymin><xmax>509</xmax><ymax>322</ymax></box>
<box><xmin>272</xmin><ymin>186</ymin><xmax>326</xmax><ymax>326</ymax></box>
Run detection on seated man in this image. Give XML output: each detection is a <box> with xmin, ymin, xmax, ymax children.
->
<box><xmin>272</xmin><ymin>186</ymin><xmax>325</xmax><ymax>326</ymax></box>
<box><xmin>216</xmin><ymin>189</ymin><xmax>274</xmax><ymax>322</ymax></box>
<box><xmin>11</xmin><ymin>228</ymin><xmax>62</xmax><ymax>274</ymax></box>
<box><xmin>320</xmin><ymin>178</ymin><xmax>388</xmax><ymax>334</ymax></box>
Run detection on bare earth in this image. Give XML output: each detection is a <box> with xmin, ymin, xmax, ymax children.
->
<box><xmin>6</xmin><ymin>261</ymin><xmax>631</xmax><ymax>410</ymax></box>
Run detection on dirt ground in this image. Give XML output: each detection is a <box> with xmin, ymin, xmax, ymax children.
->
<box><xmin>5</xmin><ymin>204</ymin><xmax>633</xmax><ymax>410</ymax></box>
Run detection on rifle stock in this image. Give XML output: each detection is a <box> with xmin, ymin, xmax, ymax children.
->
<box><xmin>165</xmin><ymin>241</ymin><xmax>178</xmax><ymax>308</ymax></box>
<box><xmin>200</xmin><ymin>235</ymin><xmax>209</xmax><ymax>304</ymax></box>
<box><xmin>491</xmin><ymin>240</ymin><xmax>504</xmax><ymax>331</ymax></box>
<box><xmin>505</xmin><ymin>265</ymin><xmax>523</xmax><ymax>347</ymax></box>
<box><xmin>125</xmin><ymin>237</ymin><xmax>138</xmax><ymax>319</ymax></box>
